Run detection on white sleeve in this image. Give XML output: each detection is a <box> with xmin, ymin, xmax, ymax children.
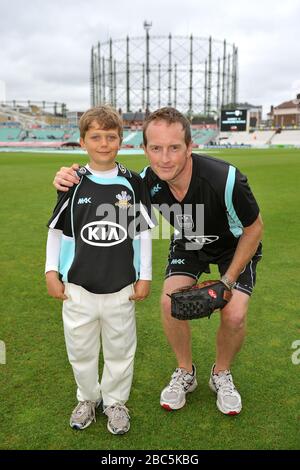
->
<box><xmin>139</xmin><ymin>229</ymin><xmax>152</xmax><ymax>280</ymax></box>
<box><xmin>45</xmin><ymin>228</ymin><xmax>62</xmax><ymax>273</ymax></box>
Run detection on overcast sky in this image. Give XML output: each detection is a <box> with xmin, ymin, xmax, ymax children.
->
<box><xmin>1</xmin><ymin>0</ymin><xmax>299</xmax><ymax>118</ymax></box>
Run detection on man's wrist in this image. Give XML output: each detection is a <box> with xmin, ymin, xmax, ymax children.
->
<box><xmin>221</xmin><ymin>275</ymin><xmax>236</xmax><ymax>290</ymax></box>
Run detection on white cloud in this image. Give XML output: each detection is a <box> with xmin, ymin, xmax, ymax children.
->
<box><xmin>0</xmin><ymin>0</ymin><xmax>299</xmax><ymax>116</ymax></box>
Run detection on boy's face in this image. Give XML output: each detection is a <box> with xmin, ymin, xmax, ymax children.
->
<box><xmin>80</xmin><ymin>120</ymin><xmax>121</xmax><ymax>170</ymax></box>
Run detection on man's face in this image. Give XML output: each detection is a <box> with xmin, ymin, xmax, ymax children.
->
<box><xmin>144</xmin><ymin>120</ymin><xmax>192</xmax><ymax>182</ymax></box>
<box><xmin>80</xmin><ymin>120</ymin><xmax>121</xmax><ymax>170</ymax></box>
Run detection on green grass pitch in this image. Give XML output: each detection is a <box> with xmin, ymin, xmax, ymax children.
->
<box><xmin>0</xmin><ymin>148</ymin><xmax>299</xmax><ymax>450</ymax></box>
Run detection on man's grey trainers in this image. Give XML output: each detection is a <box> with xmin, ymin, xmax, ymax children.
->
<box><xmin>209</xmin><ymin>364</ymin><xmax>242</xmax><ymax>415</ymax></box>
<box><xmin>160</xmin><ymin>364</ymin><xmax>197</xmax><ymax>410</ymax></box>
<box><xmin>70</xmin><ymin>399</ymin><xmax>102</xmax><ymax>430</ymax></box>
<box><xmin>103</xmin><ymin>403</ymin><xmax>130</xmax><ymax>435</ymax></box>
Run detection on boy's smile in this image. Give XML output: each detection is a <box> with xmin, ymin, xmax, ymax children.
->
<box><xmin>80</xmin><ymin>120</ymin><xmax>121</xmax><ymax>171</ymax></box>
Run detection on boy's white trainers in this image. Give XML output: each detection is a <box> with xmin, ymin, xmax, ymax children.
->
<box><xmin>103</xmin><ymin>403</ymin><xmax>130</xmax><ymax>435</ymax></box>
<box><xmin>209</xmin><ymin>364</ymin><xmax>242</xmax><ymax>415</ymax></box>
<box><xmin>70</xmin><ymin>398</ymin><xmax>102</xmax><ymax>430</ymax></box>
<box><xmin>160</xmin><ymin>364</ymin><xmax>197</xmax><ymax>410</ymax></box>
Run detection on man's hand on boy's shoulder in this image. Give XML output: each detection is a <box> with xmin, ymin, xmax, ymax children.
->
<box><xmin>53</xmin><ymin>163</ymin><xmax>80</xmax><ymax>192</ymax></box>
<box><xmin>129</xmin><ymin>280</ymin><xmax>151</xmax><ymax>301</ymax></box>
<box><xmin>46</xmin><ymin>271</ymin><xmax>68</xmax><ymax>300</ymax></box>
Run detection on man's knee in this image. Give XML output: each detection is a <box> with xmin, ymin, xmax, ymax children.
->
<box><xmin>221</xmin><ymin>310</ymin><xmax>246</xmax><ymax>331</ymax></box>
<box><xmin>221</xmin><ymin>291</ymin><xmax>249</xmax><ymax>331</ymax></box>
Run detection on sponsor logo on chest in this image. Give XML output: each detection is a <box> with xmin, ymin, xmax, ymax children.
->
<box><xmin>80</xmin><ymin>221</ymin><xmax>127</xmax><ymax>247</ymax></box>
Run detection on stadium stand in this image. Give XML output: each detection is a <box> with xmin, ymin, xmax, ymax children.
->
<box><xmin>269</xmin><ymin>130</ymin><xmax>300</xmax><ymax>145</ymax></box>
<box><xmin>2</xmin><ymin>125</ymin><xmax>300</xmax><ymax>149</ymax></box>
<box><xmin>1</xmin><ymin>99</ymin><xmax>300</xmax><ymax>150</ymax></box>
<box><xmin>0</xmin><ymin>104</ymin><xmax>46</xmax><ymax>127</ymax></box>
<box><xmin>122</xmin><ymin>130</ymin><xmax>143</xmax><ymax>147</ymax></box>
<box><xmin>192</xmin><ymin>128</ymin><xmax>218</xmax><ymax>145</ymax></box>
<box><xmin>0</xmin><ymin>127</ymin><xmax>21</xmax><ymax>141</ymax></box>
<box><xmin>218</xmin><ymin>130</ymin><xmax>276</xmax><ymax>146</ymax></box>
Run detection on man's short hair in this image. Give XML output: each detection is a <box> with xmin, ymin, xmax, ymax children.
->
<box><xmin>79</xmin><ymin>105</ymin><xmax>123</xmax><ymax>140</ymax></box>
<box><xmin>143</xmin><ymin>107</ymin><xmax>192</xmax><ymax>147</ymax></box>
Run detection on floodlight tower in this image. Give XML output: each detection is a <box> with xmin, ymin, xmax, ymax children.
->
<box><xmin>144</xmin><ymin>20</ymin><xmax>152</xmax><ymax>114</ymax></box>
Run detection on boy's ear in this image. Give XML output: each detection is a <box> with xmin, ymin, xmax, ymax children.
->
<box><xmin>80</xmin><ymin>137</ymin><xmax>85</xmax><ymax>149</ymax></box>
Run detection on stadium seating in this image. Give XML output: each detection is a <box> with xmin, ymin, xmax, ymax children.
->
<box><xmin>270</xmin><ymin>130</ymin><xmax>300</xmax><ymax>145</ymax></box>
<box><xmin>122</xmin><ymin>130</ymin><xmax>143</xmax><ymax>147</ymax></box>
<box><xmin>22</xmin><ymin>129</ymin><xmax>65</xmax><ymax>140</ymax></box>
<box><xmin>1</xmin><ymin>124</ymin><xmax>300</xmax><ymax>149</ymax></box>
<box><xmin>192</xmin><ymin>128</ymin><xmax>218</xmax><ymax>145</ymax></box>
<box><xmin>0</xmin><ymin>127</ymin><xmax>21</xmax><ymax>141</ymax></box>
<box><xmin>219</xmin><ymin>131</ymin><xmax>275</xmax><ymax>146</ymax></box>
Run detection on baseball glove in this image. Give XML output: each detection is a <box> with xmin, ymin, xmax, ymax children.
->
<box><xmin>168</xmin><ymin>280</ymin><xmax>232</xmax><ymax>320</ymax></box>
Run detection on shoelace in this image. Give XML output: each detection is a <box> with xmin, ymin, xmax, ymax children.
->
<box><xmin>168</xmin><ymin>368</ymin><xmax>192</xmax><ymax>392</ymax></box>
<box><xmin>214</xmin><ymin>373</ymin><xmax>236</xmax><ymax>395</ymax></box>
<box><xmin>104</xmin><ymin>404</ymin><xmax>130</xmax><ymax>421</ymax></box>
<box><xmin>74</xmin><ymin>401</ymin><xmax>96</xmax><ymax>422</ymax></box>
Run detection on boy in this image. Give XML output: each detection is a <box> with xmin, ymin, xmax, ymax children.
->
<box><xmin>45</xmin><ymin>105</ymin><xmax>155</xmax><ymax>434</ymax></box>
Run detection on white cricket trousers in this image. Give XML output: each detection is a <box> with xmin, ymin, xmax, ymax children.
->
<box><xmin>62</xmin><ymin>282</ymin><xmax>136</xmax><ymax>407</ymax></box>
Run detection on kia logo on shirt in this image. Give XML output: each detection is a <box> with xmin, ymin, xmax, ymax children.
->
<box><xmin>80</xmin><ymin>221</ymin><xmax>127</xmax><ymax>247</ymax></box>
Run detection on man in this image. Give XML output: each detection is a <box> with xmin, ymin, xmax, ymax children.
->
<box><xmin>53</xmin><ymin>107</ymin><xmax>263</xmax><ymax>416</ymax></box>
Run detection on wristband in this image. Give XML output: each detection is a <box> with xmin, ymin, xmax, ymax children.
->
<box><xmin>221</xmin><ymin>275</ymin><xmax>236</xmax><ymax>290</ymax></box>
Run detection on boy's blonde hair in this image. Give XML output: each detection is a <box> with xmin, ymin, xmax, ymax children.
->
<box><xmin>79</xmin><ymin>105</ymin><xmax>123</xmax><ymax>140</ymax></box>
